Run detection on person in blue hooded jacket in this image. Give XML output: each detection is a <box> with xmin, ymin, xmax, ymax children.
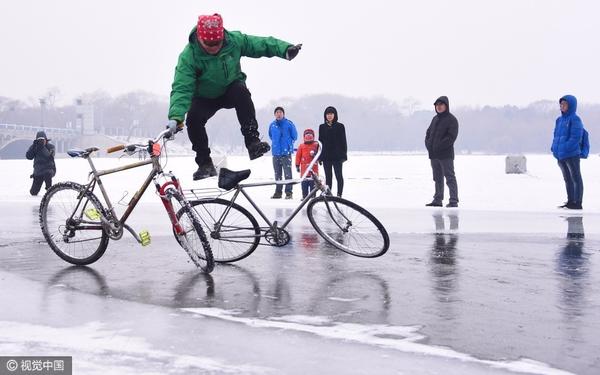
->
<box><xmin>268</xmin><ymin>106</ymin><xmax>298</xmax><ymax>199</ymax></box>
<box><xmin>551</xmin><ymin>95</ymin><xmax>585</xmax><ymax>209</ymax></box>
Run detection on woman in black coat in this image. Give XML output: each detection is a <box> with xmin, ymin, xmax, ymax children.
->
<box><xmin>318</xmin><ymin>106</ymin><xmax>347</xmax><ymax>197</ymax></box>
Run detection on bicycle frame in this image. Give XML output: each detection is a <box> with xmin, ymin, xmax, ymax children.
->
<box><xmin>223</xmin><ymin>177</ymin><xmax>322</xmax><ymax>233</ymax></box>
<box><xmin>75</xmin><ymin>148</ymin><xmax>185</xmax><ymax>240</ymax></box>
<box><xmin>211</xmin><ymin>141</ymin><xmax>329</xmax><ymax>235</ymax></box>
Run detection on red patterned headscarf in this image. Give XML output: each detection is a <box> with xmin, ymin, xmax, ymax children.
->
<box><xmin>197</xmin><ymin>14</ymin><xmax>224</xmax><ymax>41</ymax></box>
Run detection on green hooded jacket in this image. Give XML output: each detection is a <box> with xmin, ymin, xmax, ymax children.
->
<box><xmin>168</xmin><ymin>28</ymin><xmax>292</xmax><ymax>122</ymax></box>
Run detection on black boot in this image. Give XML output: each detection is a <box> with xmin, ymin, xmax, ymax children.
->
<box><xmin>247</xmin><ymin>140</ymin><xmax>271</xmax><ymax>160</ymax></box>
<box><xmin>425</xmin><ymin>201</ymin><xmax>443</xmax><ymax>207</ymax></box>
<box><xmin>193</xmin><ymin>161</ymin><xmax>217</xmax><ymax>181</ymax></box>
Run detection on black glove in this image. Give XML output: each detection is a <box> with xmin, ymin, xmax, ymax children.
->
<box><xmin>286</xmin><ymin>44</ymin><xmax>302</xmax><ymax>60</ymax></box>
<box><xmin>296</xmin><ymin>165</ymin><xmax>300</xmax><ymax>173</ymax></box>
<box><xmin>318</xmin><ymin>160</ymin><xmax>323</xmax><ymax>166</ymax></box>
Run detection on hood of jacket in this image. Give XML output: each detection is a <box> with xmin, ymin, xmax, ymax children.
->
<box><xmin>35</xmin><ymin>131</ymin><xmax>48</xmax><ymax>140</ymax></box>
<box><xmin>323</xmin><ymin>106</ymin><xmax>338</xmax><ymax>123</ymax></box>
<box><xmin>434</xmin><ymin>96</ymin><xmax>449</xmax><ymax>115</ymax></box>
<box><xmin>560</xmin><ymin>95</ymin><xmax>577</xmax><ymax>117</ymax></box>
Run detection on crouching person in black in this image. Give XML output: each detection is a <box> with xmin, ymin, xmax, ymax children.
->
<box><xmin>26</xmin><ymin>131</ymin><xmax>56</xmax><ymax>196</ymax></box>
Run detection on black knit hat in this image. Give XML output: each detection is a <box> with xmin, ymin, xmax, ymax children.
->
<box><xmin>274</xmin><ymin>106</ymin><xmax>285</xmax><ymax>114</ymax></box>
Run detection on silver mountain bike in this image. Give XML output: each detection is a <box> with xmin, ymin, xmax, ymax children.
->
<box><xmin>39</xmin><ymin>124</ymin><xmax>214</xmax><ymax>273</ymax></box>
<box><xmin>178</xmin><ymin>141</ymin><xmax>390</xmax><ymax>263</ymax></box>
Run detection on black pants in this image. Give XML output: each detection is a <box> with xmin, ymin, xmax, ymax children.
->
<box><xmin>30</xmin><ymin>175</ymin><xmax>52</xmax><ymax>196</ymax></box>
<box><xmin>186</xmin><ymin>81</ymin><xmax>260</xmax><ymax>167</ymax></box>
<box><xmin>301</xmin><ymin>180</ymin><xmax>315</xmax><ymax>199</ymax></box>
<box><xmin>430</xmin><ymin>158</ymin><xmax>458</xmax><ymax>204</ymax></box>
<box><xmin>322</xmin><ymin>160</ymin><xmax>344</xmax><ymax>196</ymax></box>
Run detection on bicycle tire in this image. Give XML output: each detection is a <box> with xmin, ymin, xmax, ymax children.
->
<box><xmin>171</xmin><ymin>190</ymin><xmax>214</xmax><ymax>273</ymax></box>
<box><xmin>307</xmin><ymin>196</ymin><xmax>389</xmax><ymax>258</ymax></box>
<box><xmin>177</xmin><ymin>198</ymin><xmax>260</xmax><ymax>263</ymax></box>
<box><xmin>39</xmin><ymin>181</ymin><xmax>109</xmax><ymax>265</ymax></box>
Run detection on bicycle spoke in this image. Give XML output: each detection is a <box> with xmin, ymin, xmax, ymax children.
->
<box><xmin>40</xmin><ymin>182</ymin><xmax>108</xmax><ymax>265</ymax></box>
<box><xmin>183</xmin><ymin>199</ymin><xmax>260</xmax><ymax>263</ymax></box>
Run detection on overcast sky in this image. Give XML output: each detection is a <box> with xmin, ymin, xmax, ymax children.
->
<box><xmin>1</xmin><ymin>0</ymin><xmax>599</xmax><ymax>110</ymax></box>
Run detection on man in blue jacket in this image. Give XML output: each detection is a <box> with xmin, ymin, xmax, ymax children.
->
<box><xmin>269</xmin><ymin>106</ymin><xmax>297</xmax><ymax>199</ymax></box>
<box><xmin>551</xmin><ymin>95</ymin><xmax>586</xmax><ymax>210</ymax></box>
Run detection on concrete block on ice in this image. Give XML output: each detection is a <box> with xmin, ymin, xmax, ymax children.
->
<box><xmin>505</xmin><ymin>155</ymin><xmax>526</xmax><ymax>174</ymax></box>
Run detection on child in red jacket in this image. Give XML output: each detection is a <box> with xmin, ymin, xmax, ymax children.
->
<box><xmin>295</xmin><ymin>129</ymin><xmax>320</xmax><ymax>199</ymax></box>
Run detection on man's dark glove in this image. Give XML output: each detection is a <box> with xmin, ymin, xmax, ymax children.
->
<box><xmin>318</xmin><ymin>160</ymin><xmax>323</xmax><ymax>166</ymax></box>
<box><xmin>286</xmin><ymin>44</ymin><xmax>302</xmax><ymax>60</ymax></box>
<box><xmin>296</xmin><ymin>165</ymin><xmax>300</xmax><ymax>173</ymax></box>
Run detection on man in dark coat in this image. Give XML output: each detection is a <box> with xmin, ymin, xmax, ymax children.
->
<box><xmin>424</xmin><ymin>96</ymin><xmax>459</xmax><ymax>207</ymax></box>
<box><xmin>26</xmin><ymin>131</ymin><xmax>56</xmax><ymax>196</ymax></box>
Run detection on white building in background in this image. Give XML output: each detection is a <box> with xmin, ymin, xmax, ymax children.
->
<box><xmin>76</xmin><ymin>99</ymin><xmax>95</xmax><ymax>136</ymax></box>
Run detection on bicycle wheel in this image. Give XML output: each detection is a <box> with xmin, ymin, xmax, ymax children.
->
<box><xmin>39</xmin><ymin>182</ymin><xmax>109</xmax><ymax>265</ymax></box>
<box><xmin>170</xmin><ymin>190</ymin><xmax>214</xmax><ymax>273</ymax></box>
<box><xmin>307</xmin><ymin>196</ymin><xmax>389</xmax><ymax>258</ymax></box>
<box><xmin>180</xmin><ymin>198</ymin><xmax>260</xmax><ymax>263</ymax></box>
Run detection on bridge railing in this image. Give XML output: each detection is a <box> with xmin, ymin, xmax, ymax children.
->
<box><xmin>0</xmin><ymin>123</ymin><xmax>79</xmax><ymax>136</ymax></box>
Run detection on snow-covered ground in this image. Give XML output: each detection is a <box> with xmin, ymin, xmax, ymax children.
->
<box><xmin>2</xmin><ymin>152</ymin><xmax>598</xmax><ymax>238</ymax></box>
<box><xmin>3</xmin><ymin>152</ymin><xmax>598</xmax><ymax>211</ymax></box>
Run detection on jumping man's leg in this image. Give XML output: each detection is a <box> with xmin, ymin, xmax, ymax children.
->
<box><xmin>186</xmin><ymin>97</ymin><xmax>220</xmax><ymax>180</ymax></box>
<box><xmin>222</xmin><ymin>81</ymin><xmax>270</xmax><ymax>160</ymax></box>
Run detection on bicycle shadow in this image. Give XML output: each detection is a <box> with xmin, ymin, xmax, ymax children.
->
<box><xmin>172</xmin><ymin>264</ymin><xmax>262</xmax><ymax>315</ymax></box>
<box><xmin>306</xmin><ymin>271</ymin><xmax>392</xmax><ymax>324</ymax></box>
<box><xmin>42</xmin><ymin>265</ymin><xmax>111</xmax><ymax>315</ymax></box>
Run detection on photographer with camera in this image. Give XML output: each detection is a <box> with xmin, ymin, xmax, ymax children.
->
<box><xmin>26</xmin><ymin>131</ymin><xmax>56</xmax><ymax>196</ymax></box>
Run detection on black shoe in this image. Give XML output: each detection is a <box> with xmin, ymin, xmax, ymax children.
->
<box><xmin>425</xmin><ymin>201</ymin><xmax>443</xmax><ymax>207</ymax></box>
<box><xmin>248</xmin><ymin>141</ymin><xmax>271</xmax><ymax>160</ymax></box>
<box><xmin>271</xmin><ymin>193</ymin><xmax>282</xmax><ymax>199</ymax></box>
<box><xmin>193</xmin><ymin>163</ymin><xmax>217</xmax><ymax>180</ymax></box>
<box><xmin>566</xmin><ymin>203</ymin><xmax>582</xmax><ymax>210</ymax></box>
<box><xmin>285</xmin><ymin>192</ymin><xmax>293</xmax><ymax>199</ymax></box>
<box><xmin>446</xmin><ymin>202</ymin><xmax>458</xmax><ymax>208</ymax></box>
<box><xmin>558</xmin><ymin>202</ymin><xmax>570</xmax><ymax>208</ymax></box>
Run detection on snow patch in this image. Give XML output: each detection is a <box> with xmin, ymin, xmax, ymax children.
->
<box><xmin>182</xmin><ymin>308</ymin><xmax>573</xmax><ymax>375</ymax></box>
<box><xmin>0</xmin><ymin>320</ymin><xmax>271</xmax><ymax>374</ymax></box>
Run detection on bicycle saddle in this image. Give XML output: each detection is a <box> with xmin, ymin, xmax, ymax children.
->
<box><xmin>67</xmin><ymin>147</ymin><xmax>99</xmax><ymax>158</ymax></box>
<box><xmin>218</xmin><ymin>168</ymin><xmax>251</xmax><ymax>190</ymax></box>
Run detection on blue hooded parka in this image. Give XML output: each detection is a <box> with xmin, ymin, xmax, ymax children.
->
<box><xmin>269</xmin><ymin>117</ymin><xmax>297</xmax><ymax>156</ymax></box>
<box><xmin>551</xmin><ymin>95</ymin><xmax>584</xmax><ymax>161</ymax></box>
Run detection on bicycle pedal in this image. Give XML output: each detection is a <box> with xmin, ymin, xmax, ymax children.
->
<box><xmin>139</xmin><ymin>230</ymin><xmax>151</xmax><ymax>246</ymax></box>
<box><xmin>84</xmin><ymin>208</ymin><xmax>101</xmax><ymax>220</ymax></box>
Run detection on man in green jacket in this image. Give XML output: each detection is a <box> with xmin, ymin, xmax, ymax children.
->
<box><xmin>168</xmin><ymin>13</ymin><xmax>302</xmax><ymax>180</ymax></box>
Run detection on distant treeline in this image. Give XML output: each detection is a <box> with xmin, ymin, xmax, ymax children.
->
<box><xmin>2</xmin><ymin>92</ymin><xmax>598</xmax><ymax>154</ymax></box>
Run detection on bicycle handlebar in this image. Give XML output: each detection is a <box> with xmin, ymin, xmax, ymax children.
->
<box><xmin>106</xmin><ymin>144</ymin><xmax>125</xmax><ymax>153</ymax></box>
<box><xmin>105</xmin><ymin>122</ymin><xmax>184</xmax><ymax>154</ymax></box>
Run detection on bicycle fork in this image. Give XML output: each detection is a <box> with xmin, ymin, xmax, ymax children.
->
<box><xmin>156</xmin><ymin>178</ymin><xmax>185</xmax><ymax>235</ymax></box>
